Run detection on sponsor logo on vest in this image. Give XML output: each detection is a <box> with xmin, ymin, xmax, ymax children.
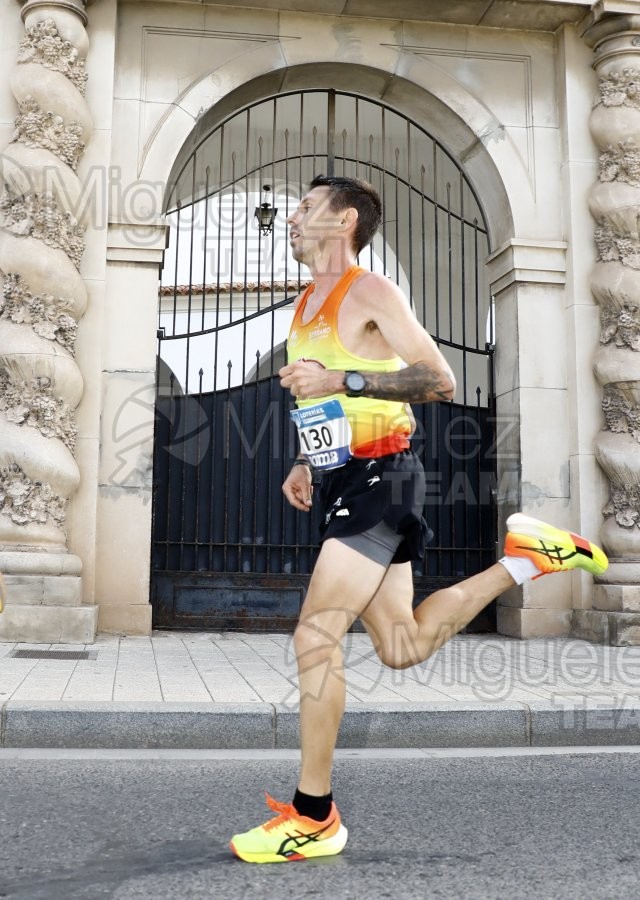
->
<box><xmin>309</xmin><ymin>325</ymin><xmax>331</xmax><ymax>341</ymax></box>
<box><xmin>309</xmin><ymin>450</ymin><xmax>340</xmax><ymax>468</ymax></box>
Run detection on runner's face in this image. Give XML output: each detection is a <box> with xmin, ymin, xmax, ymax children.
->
<box><xmin>286</xmin><ymin>187</ymin><xmax>344</xmax><ymax>265</ymax></box>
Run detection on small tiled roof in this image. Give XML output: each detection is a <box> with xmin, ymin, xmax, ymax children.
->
<box><xmin>159</xmin><ymin>280</ymin><xmax>312</xmax><ymax>296</ymax></box>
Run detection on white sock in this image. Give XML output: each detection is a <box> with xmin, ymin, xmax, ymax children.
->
<box><xmin>499</xmin><ymin>555</ymin><xmax>540</xmax><ymax>585</ymax></box>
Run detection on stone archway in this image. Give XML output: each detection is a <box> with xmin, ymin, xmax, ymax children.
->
<box><xmin>137</xmin><ymin>56</ymin><xmax>561</xmax><ymax>635</ymax></box>
<box><xmin>147</xmin><ymin>62</ymin><xmax>518</xmax><ymax>251</ymax></box>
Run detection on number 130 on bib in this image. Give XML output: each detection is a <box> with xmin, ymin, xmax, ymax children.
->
<box><xmin>290</xmin><ymin>400</ymin><xmax>352</xmax><ymax>471</ymax></box>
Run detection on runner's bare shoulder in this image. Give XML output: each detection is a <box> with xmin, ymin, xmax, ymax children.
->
<box><xmin>350</xmin><ymin>270</ymin><xmax>407</xmax><ymax>312</ymax></box>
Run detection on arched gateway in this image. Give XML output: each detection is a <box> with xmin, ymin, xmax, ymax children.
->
<box><xmin>151</xmin><ymin>86</ymin><xmax>497</xmax><ymax>631</ymax></box>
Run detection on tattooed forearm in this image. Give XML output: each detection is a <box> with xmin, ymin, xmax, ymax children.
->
<box><xmin>362</xmin><ymin>362</ymin><xmax>456</xmax><ymax>403</ymax></box>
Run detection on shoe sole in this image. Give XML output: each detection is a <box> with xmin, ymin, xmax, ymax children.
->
<box><xmin>506</xmin><ymin>513</ymin><xmax>608</xmax><ymax>576</ymax></box>
<box><xmin>230</xmin><ymin>824</ymin><xmax>348</xmax><ymax>863</ymax></box>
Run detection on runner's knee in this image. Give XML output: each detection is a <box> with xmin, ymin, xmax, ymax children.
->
<box><xmin>375</xmin><ymin>643</ymin><xmax>406</xmax><ymax>669</ymax></box>
<box><xmin>366</xmin><ymin>622</ymin><xmax>418</xmax><ymax>669</ymax></box>
<box><xmin>375</xmin><ymin>643</ymin><xmax>421</xmax><ymax>670</ymax></box>
<box><xmin>293</xmin><ymin>619</ymin><xmax>341</xmax><ymax>664</ymax></box>
<box><xmin>371</xmin><ymin>620</ymin><xmax>439</xmax><ymax>669</ymax></box>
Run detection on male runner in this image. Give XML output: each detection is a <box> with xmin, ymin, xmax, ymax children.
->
<box><xmin>230</xmin><ymin>175</ymin><xmax>608</xmax><ymax>864</ymax></box>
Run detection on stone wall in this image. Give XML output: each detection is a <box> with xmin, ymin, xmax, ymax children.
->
<box><xmin>0</xmin><ymin>0</ymin><xmax>614</xmax><ymax>639</ymax></box>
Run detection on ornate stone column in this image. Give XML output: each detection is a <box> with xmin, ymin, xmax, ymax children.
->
<box><xmin>582</xmin><ymin>3</ymin><xmax>640</xmax><ymax>645</ymax></box>
<box><xmin>0</xmin><ymin>0</ymin><xmax>96</xmax><ymax>641</ymax></box>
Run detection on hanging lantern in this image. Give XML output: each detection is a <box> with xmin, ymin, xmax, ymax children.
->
<box><xmin>254</xmin><ymin>184</ymin><xmax>278</xmax><ymax>236</ymax></box>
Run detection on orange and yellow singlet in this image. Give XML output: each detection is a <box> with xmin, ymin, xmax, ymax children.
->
<box><xmin>287</xmin><ymin>265</ymin><xmax>413</xmax><ymax>458</ymax></box>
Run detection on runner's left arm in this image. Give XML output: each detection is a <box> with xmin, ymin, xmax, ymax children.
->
<box><xmin>352</xmin><ymin>275</ymin><xmax>456</xmax><ymax>403</ymax></box>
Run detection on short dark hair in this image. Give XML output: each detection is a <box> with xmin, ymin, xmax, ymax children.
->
<box><xmin>309</xmin><ymin>175</ymin><xmax>382</xmax><ymax>254</ymax></box>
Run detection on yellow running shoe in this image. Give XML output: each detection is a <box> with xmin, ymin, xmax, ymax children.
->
<box><xmin>230</xmin><ymin>793</ymin><xmax>348</xmax><ymax>864</ymax></box>
<box><xmin>505</xmin><ymin>513</ymin><xmax>608</xmax><ymax>577</ymax></box>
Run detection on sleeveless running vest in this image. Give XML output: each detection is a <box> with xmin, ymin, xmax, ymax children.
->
<box><xmin>287</xmin><ymin>265</ymin><xmax>412</xmax><ymax>457</ymax></box>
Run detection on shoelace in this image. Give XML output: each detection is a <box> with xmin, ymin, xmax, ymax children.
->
<box><xmin>263</xmin><ymin>793</ymin><xmax>298</xmax><ymax>832</ymax></box>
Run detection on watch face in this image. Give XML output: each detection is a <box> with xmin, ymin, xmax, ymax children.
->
<box><xmin>346</xmin><ymin>372</ymin><xmax>366</xmax><ymax>393</ymax></box>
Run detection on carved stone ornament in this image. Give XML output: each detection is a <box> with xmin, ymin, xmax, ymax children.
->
<box><xmin>0</xmin><ymin>185</ymin><xmax>85</xmax><ymax>268</ymax></box>
<box><xmin>0</xmin><ymin>273</ymin><xmax>77</xmax><ymax>351</ymax></box>
<box><xmin>17</xmin><ymin>19</ymin><xmax>87</xmax><ymax>96</ymax></box>
<box><xmin>13</xmin><ymin>96</ymin><xmax>85</xmax><ymax>171</ymax></box>
<box><xmin>598</xmin><ymin>68</ymin><xmax>640</xmax><ymax>109</ymax></box>
<box><xmin>594</xmin><ymin>221</ymin><xmax>640</xmax><ymax>268</ymax></box>
<box><xmin>0</xmin><ymin>462</ymin><xmax>66</xmax><ymax>528</ymax></box>
<box><xmin>599</xmin><ymin>140</ymin><xmax>640</xmax><ymax>186</ymax></box>
<box><xmin>603</xmin><ymin>483</ymin><xmax>640</xmax><ymax>529</ymax></box>
<box><xmin>0</xmin><ymin>369</ymin><xmax>77</xmax><ymax>451</ymax></box>
<box><xmin>602</xmin><ymin>384</ymin><xmax>640</xmax><ymax>442</ymax></box>
<box><xmin>600</xmin><ymin>299</ymin><xmax>640</xmax><ymax>351</ymax></box>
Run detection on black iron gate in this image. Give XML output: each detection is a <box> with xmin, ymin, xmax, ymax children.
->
<box><xmin>151</xmin><ymin>89</ymin><xmax>497</xmax><ymax>631</ymax></box>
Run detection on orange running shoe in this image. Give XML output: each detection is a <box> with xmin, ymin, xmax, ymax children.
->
<box><xmin>230</xmin><ymin>793</ymin><xmax>348</xmax><ymax>863</ymax></box>
<box><xmin>505</xmin><ymin>513</ymin><xmax>608</xmax><ymax>577</ymax></box>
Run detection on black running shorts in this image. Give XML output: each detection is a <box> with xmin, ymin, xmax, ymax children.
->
<box><xmin>316</xmin><ymin>449</ymin><xmax>431</xmax><ymax>565</ymax></box>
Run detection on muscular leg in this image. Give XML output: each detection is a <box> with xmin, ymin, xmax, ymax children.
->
<box><xmin>360</xmin><ymin>561</ymin><xmax>515</xmax><ymax>669</ymax></box>
<box><xmin>296</xmin><ymin>540</ymin><xmax>515</xmax><ymax>794</ymax></box>
<box><xmin>294</xmin><ymin>538</ymin><xmax>389</xmax><ymax>796</ymax></box>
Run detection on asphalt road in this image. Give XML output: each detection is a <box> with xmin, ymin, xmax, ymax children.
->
<box><xmin>1</xmin><ymin>749</ymin><xmax>640</xmax><ymax>899</ymax></box>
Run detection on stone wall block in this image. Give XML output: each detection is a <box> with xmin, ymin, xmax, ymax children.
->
<box><xmin>597</xmin><ymin>560</ymin><xmax>640</xmax><ymax>583</ymax></box>
<box><xmin>572</xmin><ymin>609</ymin><xmax>610</xmax><ymax>643</ymax></box>
<box><xmin>593</xmin><ymin>583</ymin><xmax>640</xmax><ymax>611</ymax></box>
<box><xmin>0</xmin><ymin>603</ymin><xmax>97</xmax><ymax>642</ymax></box>
<box><xmin>610</xmin><ymin>614</ymin><xmax>640</xmax><ymax>645</ymax></box>
<box><xmin>573</xmin><ymin>606</ymin><xmax>640</xmax><ymax>645</ymax></box>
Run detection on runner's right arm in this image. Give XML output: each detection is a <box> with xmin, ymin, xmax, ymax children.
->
<box><xmin>282</xmin><ymin>459</ymin><xmax>313</xmax><ymax>512</ymax></box>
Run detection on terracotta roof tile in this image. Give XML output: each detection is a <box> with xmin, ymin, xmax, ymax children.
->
<box><xmin>159</xmin><ymin>280</ymin><xmax>311</xmax><ymax>296</ymax></box>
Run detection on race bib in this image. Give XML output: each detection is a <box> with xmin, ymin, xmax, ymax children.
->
<box><xmin>290</xmin><ymin>400</ymin><xmax>352</xmax><ymax>471</ymax></box>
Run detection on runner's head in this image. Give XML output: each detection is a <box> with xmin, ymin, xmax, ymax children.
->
<box><xmin>308</xmin><ymin>175</ymin><xmax>382</xmax><ymax>255</ymax></box>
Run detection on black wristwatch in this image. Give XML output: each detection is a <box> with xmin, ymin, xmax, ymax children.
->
<box><xmin>344</xmin><ymin>371</ymin><xmax>367</xmax><ymax>398</ymax></box>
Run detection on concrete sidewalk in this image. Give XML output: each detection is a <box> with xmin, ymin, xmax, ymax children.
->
<box><xmin>1</xmin><ymin>632</ymin><xmax>640</xmax><ymax>749</ymax></box>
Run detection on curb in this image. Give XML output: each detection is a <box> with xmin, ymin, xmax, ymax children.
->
<box><xmin>2</xmin><ymin>700</ymin><xmax>640</xmax><ymax>749</ymax></box>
